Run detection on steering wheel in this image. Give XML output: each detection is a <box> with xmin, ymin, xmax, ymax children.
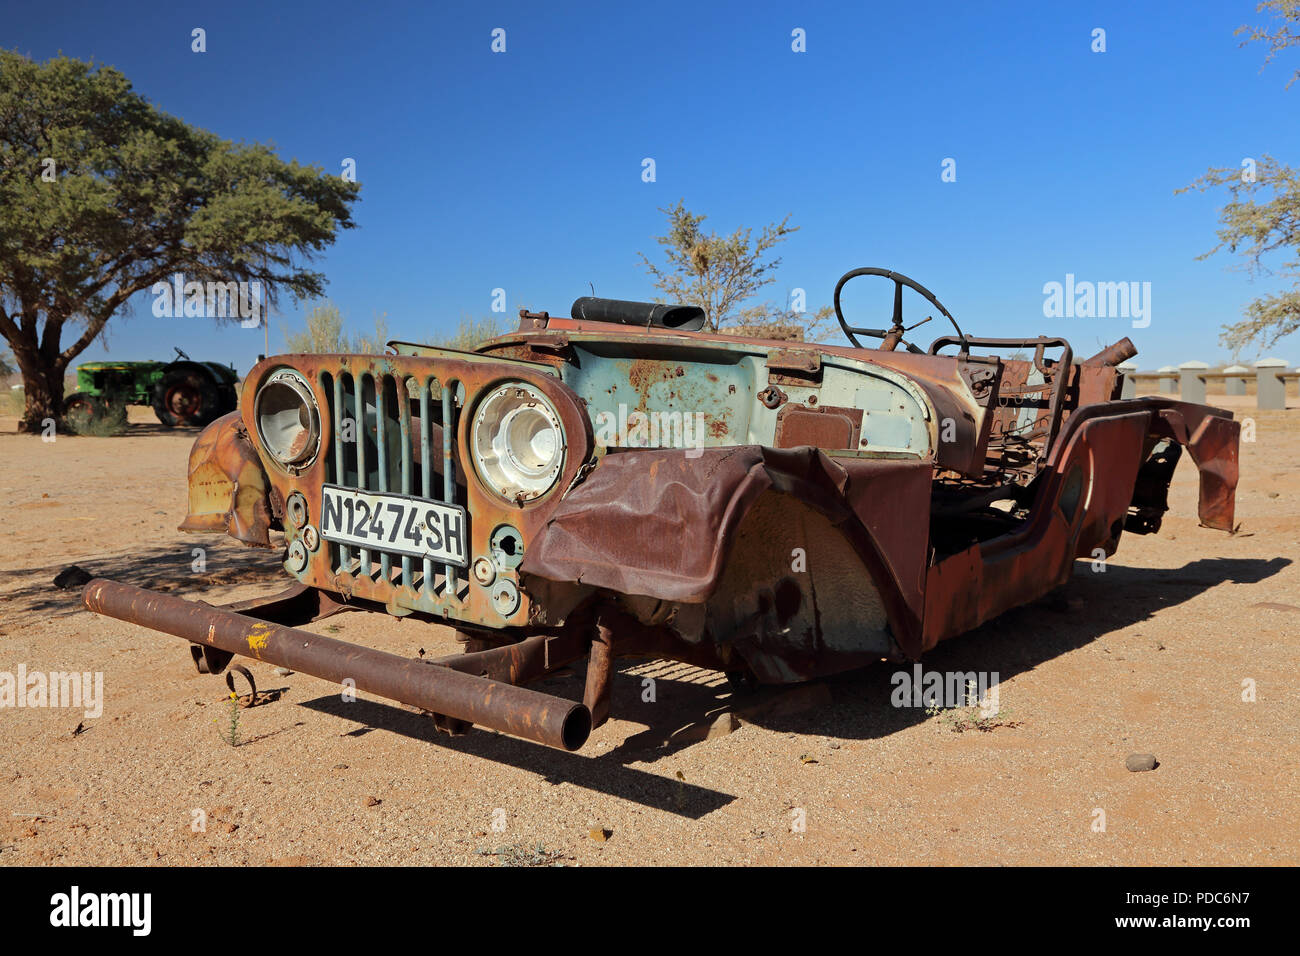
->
<box><xmin>833</xmin><ymin>267</ymin><xmax>963</xmax><ymax>353</ymax></box>
<box><xmin>174</xmin><ymin>347</ymin><xmax>191</xmax><ymax>362</ymax></box>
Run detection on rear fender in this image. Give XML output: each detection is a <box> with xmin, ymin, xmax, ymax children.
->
<box><xmin>1146</xmin><ymin>404</ymin><xmax>1239</xmax><ymax>531</ymax></box>
<box><xmin>922</xmin><ymin>398</ymin><xmax>1239</xmax><ymax>649</ymax></box>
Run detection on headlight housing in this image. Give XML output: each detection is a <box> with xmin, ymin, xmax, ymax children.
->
<box><xmin>472</xmin><ymin>382</ymin><xmax>565</xmax><ymax>502</ymax></box>
<box><xmin>254</xmin><ymin>368</ymin><xmax>320</xmax><ymax>468</ymax></box>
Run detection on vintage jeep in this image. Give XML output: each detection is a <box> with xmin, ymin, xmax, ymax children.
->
<box><xmin>83</xmin><ymin>268</ymin><xmax>1240</xmax><ymax>751</ymax></box>
<box><xmin>65</xmin><ymin>347</ymin><xmax>239</xmax><ymax>431</ymax></box>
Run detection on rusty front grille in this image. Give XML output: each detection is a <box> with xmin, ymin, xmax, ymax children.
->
<box><xmin>318</xmin><ymin>370</ymin><xmax>469</xmax><ymax>601</ymax></box>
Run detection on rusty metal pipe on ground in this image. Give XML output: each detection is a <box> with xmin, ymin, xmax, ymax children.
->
<box><xmin>82</xmin><ymin>579</ymin><xmax>592</xmax><ymax>751</ymax></box>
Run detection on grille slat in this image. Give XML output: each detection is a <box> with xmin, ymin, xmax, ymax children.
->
<box><xmin>398</xmin><ymin>377</ymin><xmax>413</xmax><ymax>586</ymax></box>
<box><xmin>354</xmin><ymin>373</ymin><xmax>371</xmax><ymax>574</ymax></box>
<box><xmin>376</xmin><ymin>379</ymin><xmax>391</xmax><ymax>581</ymax></box>
<box><xmin>330</xmin><ymin>373</ymin><xmax>351</xmax><ymax>572</ymax></box>
<box><xmin>322</xmin><ymin>369</ymin><xmax>464</xmax><ymax>604</ymax></box>
<box><xmin>420</xmin><ymin>381</ymin><xmax>433</xmax><ymax>592</ymax></box>
<box><xmin>442</xmin><ymin>384</ymin><xmax>458</xmax><ymax>596</ymax></box>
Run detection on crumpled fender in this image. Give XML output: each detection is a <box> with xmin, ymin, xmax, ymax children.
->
<box><xmin>177</xmin><ymin>411</ymin><xmax>276</xmax><ymax>548</ymax></box>
<box><xmin>521</xmin><ymin>445</ymin><xmax>933</xmax><ymax>656</ymax></box>
<box><xmin>1149</xmin><ymin>402</ymin><xmax>1239</xmax><ymax>530</ymax></box>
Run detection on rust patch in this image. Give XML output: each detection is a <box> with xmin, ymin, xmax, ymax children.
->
<box><xmin>178</xmin><ymin>412</ymin><xmax>275</xmax><ymax>547</ymax></box>
<box><xmin>626</xmin><ymin>358</ymin><xmax>681</xmax><ymax>411</ymax></box>
<box><xmin>775</xmin><ymin>404</ymin><xmax>863</xmax><ymax>450</ymax></box>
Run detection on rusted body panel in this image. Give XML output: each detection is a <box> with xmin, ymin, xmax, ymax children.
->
<box><xmin>177</xmin><ymin>411</ymin><xmax>276</xmax><ymax>547</ymax></box>
<box><xmin>921</xmin><ymin>398</ymin><xmax>1238</xmax><ymax>647</ymax></box>
<box><xmin>482</xmin><ymin>324</ymin><xmax>992</xmax><ymax>477</ymax></box>
<box><xmin>86</xmin><ymin>286</ymin><xmax>1240</xmax><ymax>751</ymax></box>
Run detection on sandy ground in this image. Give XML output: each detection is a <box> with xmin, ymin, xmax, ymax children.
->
<box><xmin>0</xmin><ymin>395</ymin><xmax>1296</xmax><ymax>867</ymax></box>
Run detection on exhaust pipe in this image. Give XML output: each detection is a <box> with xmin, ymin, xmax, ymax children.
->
<box><xmin>1083</xmin><ymin>337</ymin><xmax>1138</xmax><ymax>367</ymax></box>
<box><xmin>82</xmin><ymin>579</ymin><xmax>591</xmax><ymax>751</ymax></box>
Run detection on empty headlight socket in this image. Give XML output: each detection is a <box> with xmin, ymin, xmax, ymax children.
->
<box><xmin>489</xmin><ymin>524</ymin><xmax>525</xmax><ymax>571</ymax></box>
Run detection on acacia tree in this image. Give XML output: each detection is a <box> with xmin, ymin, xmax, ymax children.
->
<box><xmin>1238</xmin><ymin>0</ymin><xmax>1300</xmax><ymax>86</ymax></box>
<box><xmin>0</xmin><ymin>51</ymin><xmax>360</xmax><ymax>431</ymax></box>
<box><xmin>1182</xmin><ymin>2</ymin><xmax>1300</xmax><ymax>354</ymax></box>
<box><xmin>637</xmin><ymin>200</ymin><xmax>831</xmax><ymax>337</ymax></box>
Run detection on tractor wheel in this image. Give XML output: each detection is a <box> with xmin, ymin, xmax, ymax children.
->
<box><xmin>64</xmin><ymin>392</ymin><xmax>127</xmax><ymax>436</ymax></box>
<box><xmin>152</xmin><ymin>367</ymin><xmax>220</xmax><ymax>427</ymax></box>
<box><xmin>218</xmin><ymin>384</ymin><xmax>240</xmax><ymax>416</ymax></box>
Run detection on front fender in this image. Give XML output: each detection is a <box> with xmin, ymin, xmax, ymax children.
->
<box><xmin>521</xmin><ymin>445</ymin><xmax>933</xmax><ymax>658</ymax></box>
<box><xmin>177</xmin><ymin>411</ymin><xmax>277</xmax><ymax>548</ymax></box>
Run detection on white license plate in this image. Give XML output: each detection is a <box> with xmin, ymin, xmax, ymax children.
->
<box><xmin>320</xmin><ymin>484</ymin><xmax>469</xmax><ymax>567</ymax></box>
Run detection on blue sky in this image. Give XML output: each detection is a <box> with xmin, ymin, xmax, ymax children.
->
<box><xmin>6</xmin><ymin>0</ymin><xmax>1299</xmax><ymax>371</ymax></box>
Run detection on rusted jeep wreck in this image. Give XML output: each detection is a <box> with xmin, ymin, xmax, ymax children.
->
<box><xmin>84</xmin><ymin>268</ymin><xmax>1240</xmax><ymax>751</ymax></box>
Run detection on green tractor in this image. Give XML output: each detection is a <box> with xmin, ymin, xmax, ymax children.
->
<box><xmin>64</xmin><ymin>348</ymin><xmax>240</xmax><ymax>433</ymax></box>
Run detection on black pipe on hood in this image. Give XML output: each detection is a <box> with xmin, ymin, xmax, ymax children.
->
<box><xmin>570</xmin><ymin>297</ymin><xmax>706</xmax><ymax>331</ymax></box>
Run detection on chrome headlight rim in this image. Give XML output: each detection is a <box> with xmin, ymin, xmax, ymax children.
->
<box><xmin>471</xmin><ymin>381</ymin><xmax>566</xmax><ymax>503</ymax></box>
<box><xmin>253</xmin><ymin>367</ymin><xmax>321</xmax><ymax>470</ymax></box>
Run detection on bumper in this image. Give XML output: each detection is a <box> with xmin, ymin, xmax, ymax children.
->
<box><xmin>82</xmin><ymin>578</ymin><xmax>594</xmax><ymax>750</ymax></box>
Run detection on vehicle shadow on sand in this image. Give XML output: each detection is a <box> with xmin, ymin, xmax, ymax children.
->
<box><xmin>117</xmin><ymin>421</ymin><xmax>204</xmax><ymax>438</ymax></box>
<box><xmin>0</xmin><ymin>540</ymin><xmax>285</xmax><ymax>623</ymax></box>
<box><xmin>300</xmin><ymin>694</ymin><xmax>739</xmax><ymax>818</ymax></box>
<box><xmin>299</xmin><ymin>555</ymin><xmax>1288</xmax><ymax>817</ymax></box>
